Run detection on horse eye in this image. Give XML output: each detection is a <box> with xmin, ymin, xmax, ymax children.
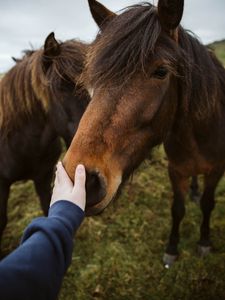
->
<box><xmin>152</xmin><ymin>66</ymin><xmax>168</xmax><ymax>79</ymax></box>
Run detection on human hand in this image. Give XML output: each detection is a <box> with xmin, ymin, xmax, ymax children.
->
<box><xmin>50</xmin><ymin>162</ymin><xmax>86</xmax><ymax>211</ymax></box>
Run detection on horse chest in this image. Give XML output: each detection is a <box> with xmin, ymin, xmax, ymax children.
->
<box><xmin>170</xmin><ymin>156</ymin><xmax>214</xmax><ymax>177</ymax></box>
<box><xmin>165</xmin><ymin>135</ymin><xmax>219</xmax><ymax>177</ymax></box>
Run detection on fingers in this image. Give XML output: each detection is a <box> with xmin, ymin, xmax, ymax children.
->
<box><xmin>55</xmin><ymin>161</ymin><xmax>73</xmax><ymax>189</ymax></box>
<box><xmin>51</xmin><ymin>162</ymin><xmax>87</xmax><ymax>211</ymax></box>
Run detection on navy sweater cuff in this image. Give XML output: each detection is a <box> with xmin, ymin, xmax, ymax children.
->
<box><xmin>48</xmin><ymin>200</ymin><xmax>85</xmax><ymax>232</ymax></box>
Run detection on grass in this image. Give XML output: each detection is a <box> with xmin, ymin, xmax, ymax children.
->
<box><xmin>2</xmin><ymin>41</ymin><xmax>225</xmax><ymax>299</ymax></box>
<box><xmin>208</xmin><ymin>39</ymin><xmax>225</xmax><ymax>65</ymax></box>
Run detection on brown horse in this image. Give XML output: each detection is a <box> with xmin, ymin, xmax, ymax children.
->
<box><xmin>0</xmin><ymin>33</ymin><xmax>89</xmax><ymax>251</ymax></box>
<box><xmin>63</xmin><ymin>0</ymin><xmax>225</xmax><ymax>266</ymax></box>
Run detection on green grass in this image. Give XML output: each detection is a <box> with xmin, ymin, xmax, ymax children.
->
<box><xmin>3</xmin><ymin>147</ymin><xmax>225</xmax><ymax>300</ymax></box>
<box><xmin>208</xmin><ymin>39</ymin><xmax>225</xmax><ymax>65</ymax></box>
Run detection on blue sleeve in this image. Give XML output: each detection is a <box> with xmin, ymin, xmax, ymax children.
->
<box><xmin>0</xmin><ymin>200</ymin><xmax>84</xmax><ymax>300</ymax></box>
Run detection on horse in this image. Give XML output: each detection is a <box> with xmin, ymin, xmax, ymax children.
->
<box><xmin>63</xmin><ymin>0</ymin><xmax>225</xmax><ymax>267</ymax></box>
<box><xmin>0</xmin><ymin>32</ymin><xmax>89</xmax><ymax>251</ymax></box>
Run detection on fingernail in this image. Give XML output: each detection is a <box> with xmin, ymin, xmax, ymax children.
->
<box><xmin>77</xmin><ymin>164</ymin><xmax>85</xmax><ymax>174</ymax></box>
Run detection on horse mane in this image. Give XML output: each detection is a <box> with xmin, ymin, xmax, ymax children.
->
<box><xmin>177</xmin><ymin>29</ymin><xmax>225</xmax><ymax>121</ymax></box>
<box><xmin>31</xmin><ymin>39</ymin><xmax>88</xmax><ymax>109</ymax></box>
<box><xmin>0</xmin><ymin>39</ymin><xmax>88</xmax><ymax>135</ymax></box>
<box><xmin>82</xmin><ymin>2</ymin><xmax>225</xmax><ymax>121</ymax></box>
<box><xmin>82</xmin><ymin>3</ymin><xmax>181</xmax><ymax>88</ymax></box>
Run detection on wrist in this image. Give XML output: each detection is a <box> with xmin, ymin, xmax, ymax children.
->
<box><xmin>49</xmin><ymin>200</ymin><xmax>85</xmax><ymax>231</ymax></box>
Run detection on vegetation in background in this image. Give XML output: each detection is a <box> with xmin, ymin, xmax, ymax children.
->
<box><xmin>1</xmin><ymin>40</ymin><xmax>225</xmax><ymax>300</ymax></box>
<box><xmin>208</xmin><ymin>39</ymin><xmax>225</xmax><ymax>65</ymax></box>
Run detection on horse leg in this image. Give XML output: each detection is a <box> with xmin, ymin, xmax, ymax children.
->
<box><xmin>190</xmin><ymin>176</ymin><xmax>200</xmax><ymax>203</ymax></box>
<box><xmin>198</xmin><ymin>169</ymin><xmax>224</xmax><ymax>256</ymax></box>
<box><xmin>0</xmin><ymin>182</ymin><xmax>10</xmax><ymax>254</ymax></box>
<box><xmin>163</xmin><ymin>166</ymin><xmax>188</xmax><ymax>267</ymax></box>
<box><xmin>34</xmin><ymin>172</ymin><xmax>53</xmax><ymax>216</ymax></box>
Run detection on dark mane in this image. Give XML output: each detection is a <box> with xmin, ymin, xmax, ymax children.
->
<box><xmin>178</xmin><ymin>29</ymin><xmax>225</xmax><ymax>120</ymax></box>
<box><xmin>82</xmin><ymin>3</ymin><xmax>180</xmax><ymax>88</ymax></box>
<box><xmin>82</xmin><ymin>2</ymin><xmax>225</xmax><ymax>121</ymax></box>
<box><xmin>32</xmin><ymin>39</ymin><xmax>88</xmax><ymax>102</ymax></box>
<box><xmin>0</xmin><ymin>39</ymin><xmax>88</xmax><ymax>135</ymax></box>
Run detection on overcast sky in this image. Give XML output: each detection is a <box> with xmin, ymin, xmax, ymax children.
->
<box><xmin>1</xmin><ymin>0</ymin><xmax>225</xmax><ymax>73</ymax></box>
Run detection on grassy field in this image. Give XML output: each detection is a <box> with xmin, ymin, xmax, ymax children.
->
<box><xmin>2</xmin><ymin>40</ymin><xmax>225</xmax><ymax>299</ymax></box>
<box><xmin>209</xmin><ymin>39</ymin><xmax>225</xmax><ymax>65</ymax></box>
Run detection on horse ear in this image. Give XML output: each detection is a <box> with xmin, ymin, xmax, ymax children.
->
<box><xmin>44</xmin><ymin>32</ymin><xmax>60</xmax><ymax>57</ymax></box>
<box><xmin>12</xmin><ymin>57</ymin><xmax>20</xmax><ymax>63</ymax></box>
<box><xmin>88</xmin><ymin>0</ymin><xmax>116</xmax><ymax>29</ymax></box>
<box><xmin>158</xmin><ymin>0</ymin><xmax>184</xmax><ymax>33</ymax></box>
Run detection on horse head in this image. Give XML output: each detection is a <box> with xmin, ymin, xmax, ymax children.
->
<box><xmin>63</xmin><ymin>0</ymin><xmax>184</xmax><ymax>215</ymax></box>
<box><xmin>33</xmin><ymin>32</ymin><xmax>90</xmax><ymax>147</ymax></box>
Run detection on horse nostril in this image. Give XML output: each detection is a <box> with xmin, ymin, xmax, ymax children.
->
<box><xmin>85</xmin><ymin>171</ymin><xmax>106</xmax><ymax>207</ymax></box>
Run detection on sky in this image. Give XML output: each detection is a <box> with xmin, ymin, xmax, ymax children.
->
<box><xmin>1</xmin><ymin>0</ymin><xmax>225</xmax><ymax>73</ymax></box>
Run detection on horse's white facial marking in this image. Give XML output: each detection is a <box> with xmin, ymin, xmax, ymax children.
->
<box><xmin>88</xmin><ymin>88</ymin><xmax>94</xmax><ymax>98</ymax></box>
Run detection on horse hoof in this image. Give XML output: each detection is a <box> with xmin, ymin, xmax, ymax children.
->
<box><xmin>197</xmin><ymin>245</ymin><xmax>211</xmax><ymax>257</ymax></box>
<box><xmin>163</xmin><ymin>253</ymin><xmax>178</xmax><ymax>268</ymax></box>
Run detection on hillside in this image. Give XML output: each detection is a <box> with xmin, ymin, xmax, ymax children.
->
<box><xmin>208</xmin><ymin>39</ymin><xmax>225</xmax><ymax>65</ymax></box>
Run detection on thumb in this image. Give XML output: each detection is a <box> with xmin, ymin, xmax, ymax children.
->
<box><xmin>73</xmin><ymin>164</ymin><xmax>86</xmax><ymax>191</ymax></box>
<box><xmin>71</xmin><ymin>164</ymin><xmax>86</xmax><ymax>211</ymax></box>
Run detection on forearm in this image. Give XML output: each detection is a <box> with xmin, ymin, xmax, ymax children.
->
<box><xmin>0</xmin><ymin>201</ymin><xmax>84</xmax><ymax>300</ymax></box>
